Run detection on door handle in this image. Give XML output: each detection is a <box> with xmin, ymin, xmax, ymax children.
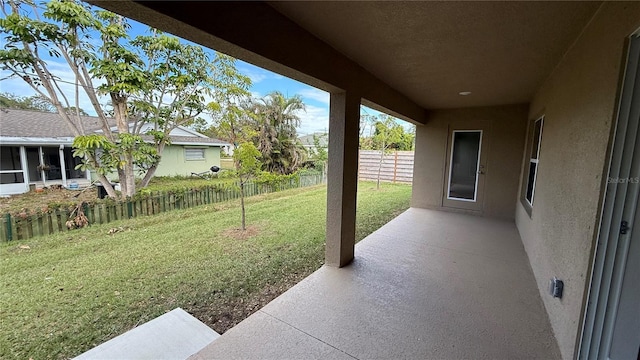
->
<box><xmin>620</xmin><ymin>221</ymin><xmax>630</xmax><ymax>235</ymax></box>
<box><xmin>477</xmin><ymin>165</ymin><xmax>485</xmax><ymax>175</ymax></box>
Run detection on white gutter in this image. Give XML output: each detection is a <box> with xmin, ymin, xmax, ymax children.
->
<box><xmin>171</xmin><ymin>141</ymin><xmax>229</xmax><ymax>146</ymax></box>
<box><xmin>0</xmin><ymin>136</ymin><xmax>75</xmax><ymax>146</ymax></box>
<box><xmin>0</xmin><ymin>136</ymin><xmax>229</xmax><ymax>147</ymax></box>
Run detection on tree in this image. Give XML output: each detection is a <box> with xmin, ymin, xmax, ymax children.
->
<box><xmin>306</xmin><ymin>133</ymin><xmax>328</xmax><ymax>176</ymax></box>
<box><xmin>1</xmin><ymin>0</ymin><xmax>234</xmax><ymax>198</ymax></box>
<box><xmin>0</xmin><ymin>93</ymin><xmax>55</xmax><ymax>112</ymax></box>
<box><xmin>231</xmin><ymin>141</ymin><xmax>262</xmax><ymax>230</ymax></box>
<box><xmin>129</xmin><ymin>30</ymin><xmax>220</xmax><ymax>188</ymax></box>
<box><xmin>208</xmin><ymin>55</ymin><xmax>257</xmax><ymax>231</ymax></box>
<box><xmin>360</xmin><ymin>114</ymin><xmax>404</xmax><ymax>190</ymax></box>
<box><xmin>251</xmin><ymin>92</ymin><xmax>306</xmax><ymax>174</ymax></box>
<box><xmin>2</xmin><ymin>0</ymin><xmax>151</xmax><ymax>198</ymax></box>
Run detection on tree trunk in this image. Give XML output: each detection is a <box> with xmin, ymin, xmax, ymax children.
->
<box><xmin>138</xmin><ymin>164</ymin><xmax>158</xmax><ymax>189</ymax></box>
<box><xmin>112</xmin><ymin>98</ymin><xmax>136</xmax><ymax>197</ymax></box>
<box><xmin>239</xmin><ymin>179</ymin><xmax>246</xmax><ymax>231</ymax></box>
<box><xmin>96</xmin><ymin>173</ymin><xmax>118</xmax><ymax>198</ymax></box>
<box><xmin>117</xmin><ymin>168</ymin><xmax>127</xmax><ymax>197</ymax></box>
<box><xmin>123</xmin><ymin>156</ymin><xmax>136</xmax><ymax>197</ymax></box>
<box><xmin>138</xmin><ymin>142</ymin><xmax>165</xmax><ymax>188</ymax></box>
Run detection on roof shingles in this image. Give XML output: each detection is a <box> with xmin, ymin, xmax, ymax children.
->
<box><xmin>0</xmin><ymin>108</ymin><xmax>228</xmax><ymax>145</ymax></box>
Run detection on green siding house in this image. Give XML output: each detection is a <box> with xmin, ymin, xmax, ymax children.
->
<box><xmin>0</xmin><ymin>108</ymin><xmax>228</xmax><ymax>195</ymax></box>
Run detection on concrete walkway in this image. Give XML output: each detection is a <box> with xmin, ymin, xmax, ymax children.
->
<box><xmin>75</xmin><ymin>308</ymin><xmax>219</xmax><ymax>360</ymax></box>
<box><xmin>191</xmin><ymin>208</ymin><xmax>561</xmax><ymax>359</ymax></box>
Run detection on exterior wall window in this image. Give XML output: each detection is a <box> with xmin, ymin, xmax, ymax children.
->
<box><xmin>525</xmin><ymin>117</ymin><xmax>543</xmax><ymax>206</ymax></box>
<box><xmin>185</xmin><ymin>148</ymin><xmax>205</xmax><ymax>161</ymax></box>
<box><xmin>0</xmin><ymin>146</ymin><xmax>25</xmax><ymax>184</ymax></box>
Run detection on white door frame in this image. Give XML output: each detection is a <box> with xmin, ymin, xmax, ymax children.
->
<box><xmin>446</xmin><ymin>129</ymin><xmax>483</xmax><ymax>202</ymax></box>
<box><xmin>579</xmin><ymin>31</ymin><xmax>640</xmax><ymax>360</ymax></box>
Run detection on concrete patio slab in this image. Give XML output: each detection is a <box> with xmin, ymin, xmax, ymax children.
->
<box><xmin>189</xmin><ymin>311</ymin><xmax>355</xmax><ymax>360</ymax></box>
<box><xmin>75</xmin><ymin>308</ymin><xmax>219</xmax><ymax>360</ymax></box>
<box><xmin>192</xmin><ymin>208</ymin><xmax>561</xmax><ymax>359</ymax></box>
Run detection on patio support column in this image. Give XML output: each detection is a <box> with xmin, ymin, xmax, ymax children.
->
<box><xmin>19</xmin><ymin>146</ymin><xmax>29</xmax><ymax>191</ymax></box>
<box><xmin>38</xmin><ymin>146</ymin><xmax>46</xmax><ymax>187</ymax></box>
<box><xmin>59</xmin><ymin>145</ymin><xmax>67</xmax><ymax>186</ymax></box>
<box><xmin>325</xmin><ymin>91</ymin><xmax>360</xmax><ymax>267</ymax></box>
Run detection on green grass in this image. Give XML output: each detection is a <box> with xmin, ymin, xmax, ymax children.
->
<box><xmin>0</xmin><ymin>181</ymin><xmax>411</xmax><ymax>359</ymax></box>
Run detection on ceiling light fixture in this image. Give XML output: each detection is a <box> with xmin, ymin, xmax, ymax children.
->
<box><xmin>459</xmin><ymin>91</ymin><xmax>472</xmax><ymax>96</ymax></box>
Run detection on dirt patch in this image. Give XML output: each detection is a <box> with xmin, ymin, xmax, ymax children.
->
<box><xmin>189</xmin><ymin>272</ymin><xmax>309</xmax><ymax>334</ymax></box>
<box><xmin>0</xmin><ymin>186</ymin><xmax>98</xmax><ymax>215</ymax></box>
<box><xmin>221</xmin><ymin>225</ymin><xmax>262</xmax><ymax>240</ymax></box>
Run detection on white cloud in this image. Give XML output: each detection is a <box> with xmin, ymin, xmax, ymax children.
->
<box><xmin>298</xmin><ymin>87</ymin><xmax>329</xmax><ymax>105</ymax></box>
<box><xmin>238</xmin><ymin>65</ymin><xmax>272</xmax><ymax>84</ymax></box>
<box><xmin>296</xmin><ymin>104</ymin><xmax>329</xmax><ymax>136</ymax></box>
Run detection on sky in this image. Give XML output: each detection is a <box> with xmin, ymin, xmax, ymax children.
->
<box><xmin>0</xmin><ymin>4</ymin><xmax>412</xmax><ymax>137</ymax></box>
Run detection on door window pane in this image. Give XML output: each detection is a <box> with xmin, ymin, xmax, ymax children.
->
<box><xmin>449</xmin><ymin>131</ymin><xmax>481</xmax><ymax>200</ymax></box>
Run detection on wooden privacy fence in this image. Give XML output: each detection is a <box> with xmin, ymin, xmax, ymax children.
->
<box><xmin>358</xmin><ymin>150</ymin><xmax>414</xmax><ymax>184</ymax></box>
<box><xmin>1</xmin><ymin>174</ymin><xmax>324</xmax><ymax>242</ymax></box>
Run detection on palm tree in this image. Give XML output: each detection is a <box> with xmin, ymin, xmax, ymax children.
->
<box><xmin>252</xmin><ymin>91</ymin><xmax>307</xmax><ymax>174</ymax></box>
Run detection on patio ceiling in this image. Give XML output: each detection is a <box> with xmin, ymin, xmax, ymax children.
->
<box><xmin>91</xmin><ymin>1</ymin><xmax>601</xmax><ymax>121</ymax></box>
<box><xmin>269</xmin><ymin>1</ymin><xmax>602</xmax><ymax>109</ymax></box>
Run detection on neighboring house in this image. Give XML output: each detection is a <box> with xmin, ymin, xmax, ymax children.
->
<box><xmin>76</xmin><ymin>2</ymin><xmax>640</xmax><ymax>359</ymax></box>
<box><xmin>298</xmin><ymin>133</ymin><xmax>327</xmax><ymax>154</ymax></box>
<box><xmin>0</xmin><ymin>108</ymin><xmax>228</xmax><ymax>195</ymax></box>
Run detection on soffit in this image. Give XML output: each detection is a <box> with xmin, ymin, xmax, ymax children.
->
<box><xmin>269</xmin><ymin>1</ymin><xmax>602</xmax><ymax>109</ymax></box>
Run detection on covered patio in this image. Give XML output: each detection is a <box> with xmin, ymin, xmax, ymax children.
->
<box><xmin>191</xmin><ymin>208</ymin><xmax>559</xmax><ymax>359</ymax></box>
<box><xmin>84</xmin><ymin>1</ymin><xmax>640</xmax><ymax>358</ymax></box>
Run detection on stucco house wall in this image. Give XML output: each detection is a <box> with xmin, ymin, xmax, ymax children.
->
<box><xmin>411</xmin><ymin>104</ymin><xmax>528</xmax><ymax>219</ymax></box>
<box><xmin>154</xmin><ymin>146</ymin><xmax>221</xmax><ymax>177</ymax></box>
<box><xmin>514</xmin><ymin>3</ymin><xmax>640</xmax><ymax>358</ymax></box>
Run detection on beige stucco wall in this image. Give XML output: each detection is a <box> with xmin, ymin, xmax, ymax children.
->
<box><xmin>515</xmin><ymin>3</ymin><xmax>640</xmax><ymax>359</ymax></box>
<box><xmin>411</xmin><ymin>104</ymin><xmax>528</xmax><ymax>219</ymax></box>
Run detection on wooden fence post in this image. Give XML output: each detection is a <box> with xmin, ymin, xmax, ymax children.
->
<box><xmin>127</xmin><ymin>200</ymin><xmax>133</xmax><ymax>218</ymax></box>
<box><xmin>5</xmin><ymin>213</ymin><xmax>12</xmax><ymax>242</ymax></box>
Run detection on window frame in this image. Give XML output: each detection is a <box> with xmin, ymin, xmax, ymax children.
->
<box><xmin>523</xmin><ymin>116</ymin><xmax>544</xmax><ymax>210</ymax></box>
<box><xmin>184</xmin><ymin>147</ymin><xmax>206</xmax><ymax>161</ymax></box>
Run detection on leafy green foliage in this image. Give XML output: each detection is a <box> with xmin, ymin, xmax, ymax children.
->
<box><xmin>72</xmin><ymin>134</ymin><xmax>117</xmax><ymax>175</ymax></box>
<box><xmin>251</xmin><ymin>91</ymin><xmax>307</xmax><ymax>174</ymax></box>
<box><xmin>0</xmin><ymin>93</ymin><xmax>54</xmax><ymax>112</ymax></box>
<box><xmin>305</xmin><ymin>133</ymin><xmax>328</xmax><ymax>172</ymax></box>
<box><xmin>359</xmin><ymin>114</ymin><xmax>415</xmax><ymax>189</ymax></box>
<box><xmin>360</xmin><ymin>114</ymin><xmax>415</xmax><ymax>151</ymax></box>
<box><xmin>233</xmin><ymin>142</ymin><xmax>262</xmax><ymax>179</ymax></box>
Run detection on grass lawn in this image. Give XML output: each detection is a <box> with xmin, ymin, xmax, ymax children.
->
<box><xmin>0</xmin><ymin>181</ymin><xmax>411</xmax><ymax>359</ymax></box>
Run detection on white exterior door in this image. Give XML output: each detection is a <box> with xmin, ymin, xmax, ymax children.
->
<box><xmin>442</xmin><ymin>126</ymin><xmax>487</xmax><ymax>212</ymax></box>
<box><xmin>580</xmin><ymin>32</ymin><xmax>640</xmax><ymax>360</ymax></box>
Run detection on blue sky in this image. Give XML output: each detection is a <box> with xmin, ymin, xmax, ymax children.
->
<box><xmin>0</xmin><ymin>4</ymin><xmax>410</xmax><ymax>136</ymax></box>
